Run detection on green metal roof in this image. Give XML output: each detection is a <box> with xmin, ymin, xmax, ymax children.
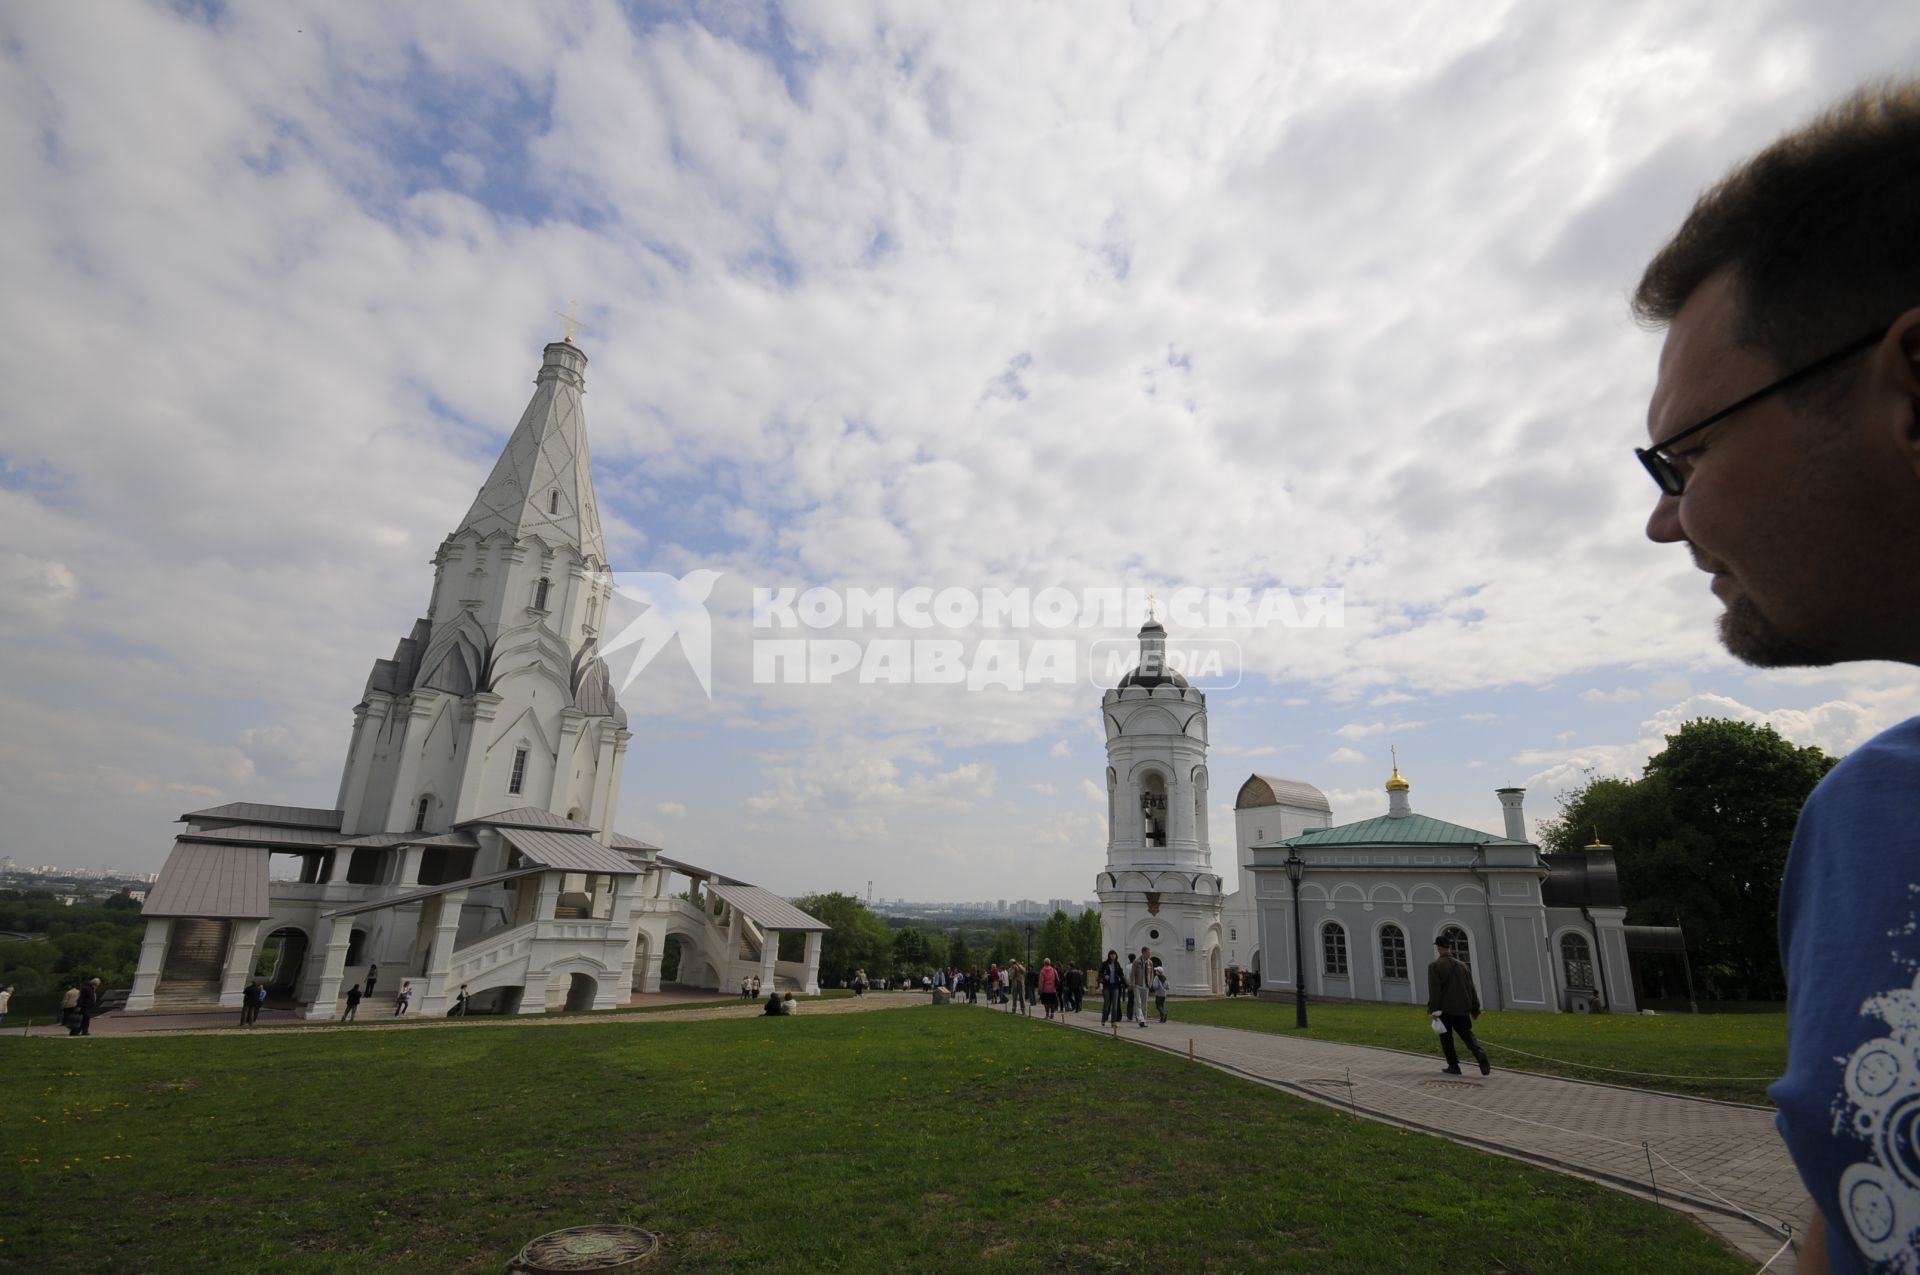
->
<box><xmin>1255</xmin><ymin>813</ymin><xmax>1527</xmax><ymax>850</ymax></box>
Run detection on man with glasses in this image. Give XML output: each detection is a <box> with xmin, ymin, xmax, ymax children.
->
<box><xmin>1634</xmin><ymin>83</ymin><xmax>1920</xmax><ymax>1273</ymax></box>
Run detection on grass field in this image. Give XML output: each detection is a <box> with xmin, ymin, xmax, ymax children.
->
<box><xmin>1173</xmin><ymin>998</ymin><xmax>1786</xmax><ymax>1103</ymax></box>
<box><xmin>2</xmin><ymin>1007</ymin><xmax>1746</xmax><ymax>1272</ymax></box>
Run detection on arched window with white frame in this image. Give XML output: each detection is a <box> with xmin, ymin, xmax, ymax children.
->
<box><xmin>1322</xmin><ymin>922</ymin><xmax>1349</xmax><ymax>977</ymax></box>
<box><xmin>1561</xmin><ymin>933</ymin><xmax>1595</xmax><ymax>991</ymax></box>
<box><xmin>1379</xmin><ymin>924</ymin><xmax>1408</xmax><ymax>980</ymax></box>
<box><xmin>1439</xmin><ymin>924</ymin><xmax>1471</xmax><ymax>965</ymax></box>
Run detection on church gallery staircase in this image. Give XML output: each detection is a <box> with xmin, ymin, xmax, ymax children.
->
<box><xmin>154</xmin><ymin>918</ymin><xmax>228</xmax><ymax>1007</ymax></box>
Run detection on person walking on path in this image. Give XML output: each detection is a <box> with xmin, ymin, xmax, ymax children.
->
<box><xmin>1128</xmin><ymin>948</ymin><xmax>1153</xmax><ymax>1027</ymax></box>
<box><xmin>0</xmin><ymin>983</ymin><xmax>12</xmax><ymax>1028</ymax></box>
<box><xmin>77</xmin><ymin>977</ymin><xmax>101</xmax><ymax>1036</ymax></box>
<box><xmin>1038</xmin><ymin>959</ymin><xmax>1059</xmax><ymax>1019</ymax></box>
<box><xmin>393</xmin><ymin>980</ymin><xmax>412</xmax><ymax>1017</ymax></box>
<box><xmin>240</xmin><ymin>981</ymin><xmax>259</xmax><ymax>1026</ymax></box>
<box><xmin>343</xmin><ymin>983</ymin><xmax>362</xmax><ymax>1022</ymax></box>
<box><xmin>1099</xmin><ymin>950</ymin><xmax>1124</xmax><ymax>1024</ymax></box>
<box><xmin>61</xmin><ymin>983</ymin><xmax>81</xmax><ymax>1035</ymax></box>
<box><xmin>364</xmin><ymin>964</ymin><xmax>379</xmax><ymax>1000</ymax></box>
<box><xmin>1009</xmin><ymin>960</ymin><xmax>1029</xmax><ymax>1016</ymax></box>
<box><xmin>451</xmin><ymin>984</ymin><xmax>469</xmax><ymax>1016</ymax></box>
<box><xmin>1427</xmin><ymin>937</ymin><xmax>1489</xmax><ymax>1076</ymax></box>
<box><xmin>1152</xmin><ymin>963</ymin><xmax>1169</xmax><ymax>1024</ymax></box>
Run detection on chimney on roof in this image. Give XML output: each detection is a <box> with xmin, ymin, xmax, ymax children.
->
<box><xmin>1495</xmin><ymin>787</ymin><xmax>1526</xmax><ymax>842</ymax></box>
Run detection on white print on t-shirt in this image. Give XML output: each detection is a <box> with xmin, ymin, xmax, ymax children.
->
<box><xmin>1837</xmin><ymin>967</ymin><xmax>1920</xmax><ymax>1271</ymax></box>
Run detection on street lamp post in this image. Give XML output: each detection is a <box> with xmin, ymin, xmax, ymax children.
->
<box><xmin>1025</xmin><ymin>924</ymin><xmax>1034</xmax><ymax>964</ymax></box>
<box><xmin>1285</xmin><ymin>850</ymin><xmax>1308</xmax><ymax>1029</ymax></box>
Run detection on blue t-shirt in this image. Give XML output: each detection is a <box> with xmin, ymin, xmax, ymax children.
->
<box><xmin>1774</xmin><ymin>716</ymin><xmax>1920</xmax><ymax>1273</ymax></box>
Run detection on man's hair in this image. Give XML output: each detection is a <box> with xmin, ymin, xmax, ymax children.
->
<box><xmin>1635</xmin><ymin>80</ymin><xmax>1920</xmax><ymax>369</ymax></box>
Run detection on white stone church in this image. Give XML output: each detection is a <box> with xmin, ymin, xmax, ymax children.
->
<box><xmin>1096</xmin><ymin>618</ymin><xmax>1637</xmax><ymax>1013</ymax></box>
<box><xmin>128</xmin><ymin>338</ymin><xmax>825</xmax><ymax>1018</ymax></box>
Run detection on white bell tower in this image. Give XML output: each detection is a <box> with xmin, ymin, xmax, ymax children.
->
<box><xmin>1095</xmin><ymin>613</ymin><xmax>1224</xmax><ymax>995</ymax></box>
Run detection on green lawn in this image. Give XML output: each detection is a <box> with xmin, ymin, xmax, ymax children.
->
<box><xmin>1173</xmin><ymin>998</ymin><xmax>1786</xmax><ymax>1103</ymax></box>
<box><xmin>2</xmin><ymin>1008</ymin><xmax>1745</xmax><ymax>1273</ymax></box>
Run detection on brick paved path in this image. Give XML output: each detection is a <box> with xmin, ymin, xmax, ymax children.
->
<box><xmin>1047</xmin><ymin>1009</ymin><xmax>1807</xmax><ymax>1271</ymax></box>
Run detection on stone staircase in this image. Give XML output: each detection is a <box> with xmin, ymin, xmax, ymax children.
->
<box><xmin>152</xmin><ymin>918</ymin><xmax>229</xmax><ymax>1008</ymax></box>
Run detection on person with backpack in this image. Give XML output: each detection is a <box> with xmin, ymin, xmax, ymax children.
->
<box><xmin>1427</xmin><ymin>936</ymin><xmax>1489</xmax><ymax>1076</ymax></box>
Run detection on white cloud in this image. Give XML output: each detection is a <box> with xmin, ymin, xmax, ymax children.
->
<box><xmin>1335</xmin><ymin>719</ymin><xmax>1430</xmax><ymax>741</ymax></box>
<box><xmin>1049</xmin><ymin>739</ymin><xmax>1072</xmax><ymax>758</ymax></box>
<box><xmin>656</xmin><ymin>801</ymin><xmax>688</xmax><ymax>818</ymax></box>
<box><xmin>1327</xmin><ymin>747</ymin><xmax>1367</xmax><ymax>764</ymax></box>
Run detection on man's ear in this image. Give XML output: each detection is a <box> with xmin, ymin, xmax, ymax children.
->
<box><xmin>1883</xmin><ymin>308</ymin><xmax>1920</xmax><ymax>453</ymax></box>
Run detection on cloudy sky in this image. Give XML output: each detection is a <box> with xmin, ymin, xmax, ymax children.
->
<box><xmin>4</xmin><ymin>2</ymin><xmax>1918</xmax><ymax>901</ymax></box>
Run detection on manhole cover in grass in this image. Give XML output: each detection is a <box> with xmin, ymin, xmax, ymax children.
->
<box><xmin>1420</xmin><ymin>1079</ymin><xmax>1480</xmax><ymax>1090</ymax></box>
<box><xmin>507</xmin><ymin>1224</ymin><xmax>659</xmax><ymax>1272</ymax></box>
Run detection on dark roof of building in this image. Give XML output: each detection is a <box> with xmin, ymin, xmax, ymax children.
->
<box><xmin>179</xmin><ymin>802</ymin><xmax>344</xmax><ymax>831</ymax></box>
<box><xmin>1259</xmin><ymin>812</ymin><xmax>1526</xmax><ymax>850</ymax></box>
<box><xmin>460</xmin><ymin>807</ymin><xmax>601</xmax><ymax>833</ymax></box>
<box><xmin>143</xmin><ymin>842</ymin><xmax>273</xmax><ymax>918</ymax></box>
<box><xmin>1236</xmin><ymin>774</ymin><xmax>1333</xmax><ymax>813</ymax></box>
<box><xmin>177</xmin><ymin>823</ymin><xmax>341</xmax><ymax>849</ymax></box>
<box><xmin>1541</xmin><ymin>851</ymin><xmax>1623</xmax><ymax>908</ymax></box>
<box><xmin>497</xmin><ymin>826</ymin><xmax>638</xmax><ymax>876</ymax></box>
<box><xmin>709</xmin><ymin>882</ymin><xmax>830</xmax><ymax>932</ymax></box>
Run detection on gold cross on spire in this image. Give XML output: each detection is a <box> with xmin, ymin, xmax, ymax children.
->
<box><xmin>553</xmin><ymin>300</ymin><xmax>588</xmax><ymax>344</ymax></box>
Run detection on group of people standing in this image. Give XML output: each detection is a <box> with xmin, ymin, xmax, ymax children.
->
<box><xmin>1098</xmin><ymin>948</ymin><xmax>1167</xmax><ymax>1027</ymax></box>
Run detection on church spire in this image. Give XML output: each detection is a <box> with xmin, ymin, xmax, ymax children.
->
<box><xmin>454</xmin><ymin>341</ymin><xmax>607</xmax><ymax>565</ymax></box>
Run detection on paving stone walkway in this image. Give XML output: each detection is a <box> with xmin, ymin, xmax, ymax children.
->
<box><xmin>1029</xmin><ymin>1006</ymin><xmax>1807</xmax><ymax>1271</ymax></box>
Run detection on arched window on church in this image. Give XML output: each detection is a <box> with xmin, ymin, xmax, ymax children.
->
<box><xmin>1561</xmin><ymin>933</ymin><xmax>1595</xmax><ymax>991</ymax></box>
<box><xmin>509</xmin><ymin>747</ymin><xmax>529</xmax><ymax>796</ymax></box>
<box><xmin>534</xmin><ymin>577</ymin><xmax>551</xmax><ymax>611</ymax></box>
<box><xmin>414</xmin><ymin>794</ymin><xmax>431</xmax><ymax>832</ymax></box>
<box><xmin>1322</xmin><ymin>922</ymin><xmax>1348</xmax><ymax>977</ymax></box>
<box><xmin>549</xmin><ymin>489</ymin><xmax>560</xmax><ymax>515</ymax></box>
<box><xmin>1440</xmin><ymin>925</ymin><xmax>1471</xmax><ymax>965</ymax></box>
<box><xmin>1380</xmin><ymin>924</ymin><xmax>1408</xmax><ymax>980</ymax></box>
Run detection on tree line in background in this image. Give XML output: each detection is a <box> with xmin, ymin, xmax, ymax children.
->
<box><xmin>0</xmin><ymin>890</ymin><xmax>146</xmax><ymax>1001</ymax></box>
<box><xmin>1538</xmin><ymin>718</ymin><xmax>1834</xmax><ymax>1002</ymax></box>
<box><xmin>791</xmin><ymin>893</ymin><xmax>1104</xmax><ymax>988</ymax></box>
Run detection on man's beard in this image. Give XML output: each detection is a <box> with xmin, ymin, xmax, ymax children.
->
<box><xmin>1719</xmin><ymin>592</ymin><xmax>1833</xmax><ymax>668</ymax></box>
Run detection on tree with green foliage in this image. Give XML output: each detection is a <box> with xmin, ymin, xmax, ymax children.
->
<box><xmin>949</xmin><ymin>933</ymin><xmax>973</xmax><ymax>973</ymax></box>
<box><xmin>1539</xmin><ymin>718</ymin><xmax>1835</xmax><ymax>1000</ymax></box>
<box><xmin>988</xmin><ymin>926</ymin><xmax>1022</xmax><ymax>966</ymax></box>
<box><xmin>892</xmin><ymin>926</ymin><xmax>931</xmax><ymax>976</ymax></box>
<box><xmin>1071</xmin><ymin>909</ymin><xmax>1103</xmax><ymax>971</ymax></box>
<box><xmin>1038</xmin><ymin>910</ymin><xmax>1074</xmax><ymax>972</ymax></box>
<box><xmin>790</xmin><ymin>892</ymin><xmax>892</xmax><ymax>987</ymax></box>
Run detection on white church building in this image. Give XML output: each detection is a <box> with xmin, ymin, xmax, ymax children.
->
<box><xmin>128</xmin><ymin>338</ymin><xmax>825</xmax><ymax>1019</ymax></box>
<box><xmin>1095</xmin><ymin>617</ymin><xmax>1636</xmax><ymax>1013</ymax></box>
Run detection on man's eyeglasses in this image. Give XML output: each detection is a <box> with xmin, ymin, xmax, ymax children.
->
<box><xmin>1635</xmin><ymin>326</ymin><xmax>1887</xmax><ymax>496</ymax></box>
